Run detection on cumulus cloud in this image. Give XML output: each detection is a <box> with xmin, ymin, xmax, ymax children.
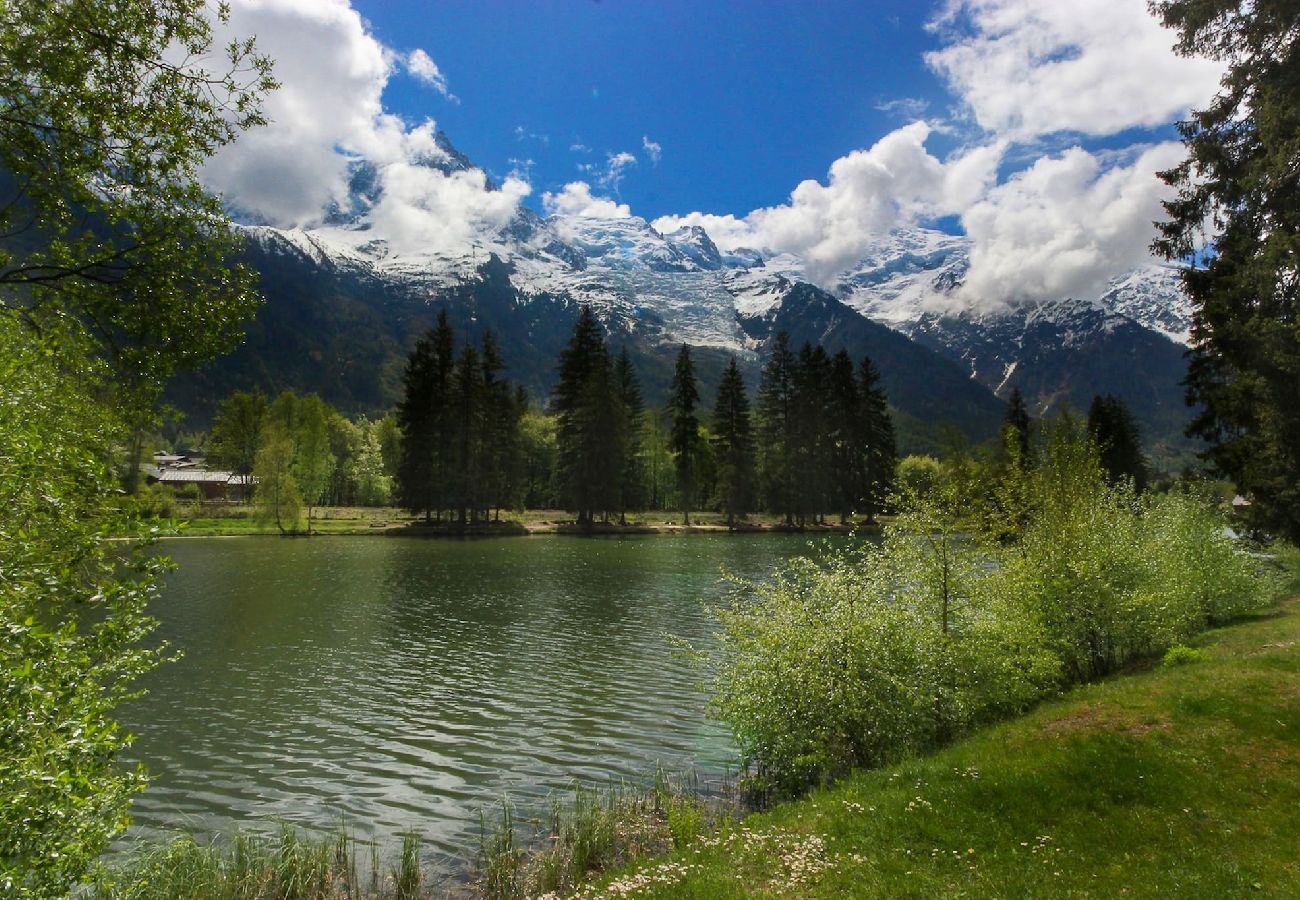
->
<box><xmin>542</xmin><ymin>182</ymin><xmax>632</xmax><ymax>219</ymax></box>
<box><xmin>958</xmin><ymin>142</ymin><xmax>1185</xmax><ymax>306</ymax></box>
<box><xmin>200</xmin><ymin>0</ymin><xmax>527</xmax><ymax>254</ymax></box>
<box><xmin>927</xmin><ymin>0</ymin><xmax>1223</xmax><ymax>142</ymax></box>
<box><xmin>406</xmin><ymin>48</ymin><xmax>456</xmax><ymax>101</ymax></box>
<box><xmin>642</xmin><ymin>136</ymin><xmax>663</xmax><ymax>165</ymax></box>
<box><xmin>202</xmin><ymin>0</ymin><xmax>392</xmax><ymax>226</ymax></box>
<box><xmin>657</xmin><ymin>123</ymin><xmax>1004</xmax><ymax>284</ymax></box>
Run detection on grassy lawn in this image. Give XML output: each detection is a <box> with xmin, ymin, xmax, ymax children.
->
<box><xmin>583</xmin><ymin>598</ymin><xmax>1300</xmax><ymax>898</ymax></box>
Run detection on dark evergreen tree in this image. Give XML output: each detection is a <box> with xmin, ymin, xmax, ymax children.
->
<box><xmin>479</xmin><ymin>330</ymin><xmax>511</xmax><ymax>520</ymax></box>
<box><xmin>1087</xmin><ymin>394</ymin><xmax>1149</xmax><ymax>493</ymax></box>
<box><xmin>1004</xmin><ymin>387</ymin><xmax>1032</xmax><ymax>465</ymax></box>
<box><xmin>858</xmin><ymin>355</ymin><xmax>897</xmax><ymax>523</ymax></box>
<box><xmin>1151</xmin><ymin>0</ymin><xmax>1300</xmax><ymax>540</ymax></box>
<box><xmin>827</xmin><ymin>350</ymin><xmax>863</xmax><ymax>524</ymax></box>
<box><xmin>757</xmin><ymin>332</ymin><xmax>798</xmax><ymax>525</ymax></box>
<box><xmin>792</xmin><ymin>343</ymin><xmax>832</xmax><ymax>526</ymax></box>
<box><xmin>613</xmin><ymin>348</ymin><xmax>645</xmax><ymax>524</ymax></box>
<box><xmin>712</xmin><ymin>357</ymin><xmax>756</xmax><ymax>527</ymax></box>
<box><xmin>450</xmin><ymin>341</ymin><xmax>482</xmax><ymax>525</ymax></box>
<box><xmin>396</xmin><ymin>332</ymin><xmax>439</xmax><ymax>521</ymax></box>
<box><xmin>668</xmin><ymin>344</ymin><xmax>702</xmax><ymax>525</ymax></box>
<box><xmin>551</xmin><ymin>306</ymin><xmax>611</xmax><ymax>525</ymax></box>
<box><xmin>429</xmin><ymin>311</ymin><xmax>457</xmax><ymax>521</ymax></box>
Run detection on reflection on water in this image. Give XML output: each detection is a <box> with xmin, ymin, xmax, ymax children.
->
<box><xmin>119</xmin><ymin>534</ymin><xmax>839</xmax><ymax>863</ymax></box>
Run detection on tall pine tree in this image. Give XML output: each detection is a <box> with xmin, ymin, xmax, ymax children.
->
<box><xmin>858</xmin><ymin>355</ymin><xmax>897</xmax><ymax>523</ymax></box>
<box><xmin>1151</xmin><ymin>0</ymin><xmax>1300</xmax><ymax>540</ymax></box>
<box><xmin>1087</xmin><ymin>394</ymin><xmax>1149</xmax><ymax>493</ymax></box>
<box><xmin>668</xmin><ymin>344</ymin><xmax>702</xmax><ymax>525</ymax></box>
<box><xmin>1004</xmin><ymin>387</ymin><xmax>1032</xmax><ymax>466</ymax></box>
<box><xmin>757</xmin><ymin>332</ymin><xmax>798</xmax><ymax>525</ymax></box>
<box><xmin>552</xmin><ymin>306</ymin><xmax>612</xmax><ymax>525</ymax></box>
<box><xmin>614</xmin><ymin>348</ymin><xmax>645</xmax><ymax>524</ymax></box>
<box><xmin>712</xmin><ymin>357</ymin><xmax>756</xmax><ymax>528</ymax></box>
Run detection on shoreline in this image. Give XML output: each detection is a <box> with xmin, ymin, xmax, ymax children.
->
<box><xmin>149</xmin><ymin>511</ymin><xmax>885</xmax><ymax>539</ymax></box>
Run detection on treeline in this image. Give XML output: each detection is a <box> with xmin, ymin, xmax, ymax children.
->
<box><xmin>393</xmin><ymin>305</ymin><xmax>898</xmax><ymax>527</ymax></box>
<box><xmin>190</xmin><ymin>307</ymin><xmax>901</xmax><ymax>529</ymax></box>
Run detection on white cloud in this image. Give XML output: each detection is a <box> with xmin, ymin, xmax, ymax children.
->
<box><xmin>598</xmin><ymin>151</ymin><xmax>638</xmax><ymax>191</ymax></box>
<box><xmin>957</xmin><ymin>142</ymin><xmax>1185</xmax><ymax>306</ymax></box>
<box><xmin>542</xmin><ymin>182</ymin><xmax>632</xmax><ymax>219</ymax></box>
<box><xmin>657</xmin><ymin>123</ymin><xmax>1004</xmax><ymax>284</ymax></box>
<box><xmin>642</xmin><ymin>136</ymin><xmax>663</xmax><ymax>165</ymax></box>
<box><xmin>926</xmin><ymin>0</ymin><xmax>1223</xmax><ymax>142</ymax></box>
<box><xmin>876</xmin><ymin>97</ymin><xmax>931</xmax><ymax>120</ymax></box>
<box><xmin>201</xmin><ymin>0</ymin><xmax>527</xmax><ymax>252</ymax></box>
<box><xmin>405</xmin><ymin>48</ymin><xmax>456</xmax><ymax>101</ymax></box>
<box><xmin>569</xmin><ymin>142</ymin><xmax>592</xmax><ymax>154</ymax></box>
<box><xmin>368</xmin><ymin>165</ymin><xmax>530</xmax><ymax>256</ymax></box>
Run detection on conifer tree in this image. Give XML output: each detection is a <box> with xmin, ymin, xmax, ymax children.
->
<box><xmin>668</xmin><ymin>344</ymin><xmax>702</xmax><ymax>525</ymax></box>
<box><xmin>757</xmin><ymin>332</ymin><xmax>798</xmax><ymax>525</ymax></box>
<box><xmin>1151</xmin><ymin>0</ymin><xmax>1300</xmax><ymax>540</ymax></box>
<box><xmin>858</xmin><ymin>355</ymin><xmax>897</xmax><ymax>522</ymax></box>
<box><xmin>552</xmin><ymin>306</ymin><xmax>610</xmax><ymax>525</ymax></box>
<box><xmin>827</xmin><ymin>350</ymin><xmax>863</xmax><ymax>523</ymax></box>
<box><xmin>396</xmin><ymin>331</ymin><xmax>440</xmax><ymax>521</ymax></box>
<box><xmin>712</xmin><ymin>357</ymin><xmax>756</xmax><ymax>527</ymax></box>
<box><xmin>451</xmin><ymin>341</ymin><xmax>483</xmax><ymax>525</ymax></box>
<box><xmin>792</xmin><ymin>343</ymin><xmax>832</xmax><ymax>525</ymax></box>
<box><xmin>614</xmin><ymin>348</ymin><xmax>646</xmax><ymax>523</ymax></box>
<box><xmin>1087</xmin><ymin>394</ymin><xmax>1149</xmax><ymax>493</ymax></box>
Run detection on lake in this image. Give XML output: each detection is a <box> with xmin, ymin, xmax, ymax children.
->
<box><xmin>118</xmin><ymin>533</ymin><xmax>840</xmax><ymax>867</ymax></box>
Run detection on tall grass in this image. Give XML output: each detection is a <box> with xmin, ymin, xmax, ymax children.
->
<box><xmin>92</xmin><ymin>826</ymin><xmax>406</xmax><ymax>899</ymax></box>
<box><xmin>475</xmin><ymin>772</ymin><xmax>734</xmax><ymax>899</ymax></box>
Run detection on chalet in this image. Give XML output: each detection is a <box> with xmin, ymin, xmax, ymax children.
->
<box><xmin>144</xmin><ymin>451</ymin><xmax>254</xmax><ymax>501</ymax></box>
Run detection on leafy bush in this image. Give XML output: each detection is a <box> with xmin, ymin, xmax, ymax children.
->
<box><xmin>710</xmin><ymin>423</ymin><xmax>1271</xmax><ymax>795</ymax></box>
<box><xmin>1161</xmin><ymin>645</ymin><xmax>1208</xmax><ymax>667</ymax></box>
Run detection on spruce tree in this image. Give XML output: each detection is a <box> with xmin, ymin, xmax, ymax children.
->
<box><xmin>1151</xmin><ymin>0</ymin><xmax>1300</xmax><ymax>540</ymax></box>
<box><xmin>827</xmin><ymin>350</ymin><xmax>863</xmax><ymax>524</ymax></box>
<box><xmin>1087</xmin><ymin>394</ymin><xmax>1149</xmax><ymax>493</ymax></box>
<box><xmin>792</xmin><ymin>343</ymin><xmax>832</xmax><ymax>526</ymax></box>
<box><xmin>757</xmin><ymin>332</ymin><xmax>798</xmax><ymax>525</ymax></box>
<box><xmin>551</xmin><ymin>306</ymin><xmax>610</xmax><ymax>525</ymax></box>
<box><xmin>712</xmin><ymin>357</ymin><xmax>756</xmax><ymax>527</ymax></box>
<box><xmin>858</xmin><ymin>355</ymin><xmax>897</xmax><ymax>523</ymax></box>
<box><xmin>668</xmin><ymin>344</ymin><xmax>702</xmax><ymax>525</ymax></box>
<box><xmin>396</xmin><ymin>333</ymin><xmax>439</xmax><ymax>521</ymax></box>
<box><xmin>451</xmin><ymin>341</ymin><xmax>483</xmax><ymax>526</ymax></box>
<box><xmin>614</xmin><ymin>348</ymin><xmax>646</xmax><ymax>523</ymax></box>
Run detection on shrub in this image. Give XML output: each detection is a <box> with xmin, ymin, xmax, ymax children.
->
<box><xmin>709</xmin><ymin>424</ymin><xmax>1271</xmax><ymax>794</ymax></box>
<box><xmin>1162</xmin><ymin>645</ymin><xmax>1208</xmax><ymax>667</ymax></box>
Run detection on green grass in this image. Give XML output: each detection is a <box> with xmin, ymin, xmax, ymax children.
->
<box><xmin>582</xmin><ymin>597</ymin><xmax>1300</xmax><ymax>898</ymax></box>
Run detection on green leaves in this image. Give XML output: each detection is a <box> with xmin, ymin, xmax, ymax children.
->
<box><xmin>709</xmin><ymin>428</ymin><xmax>1269</xmax><ymax>796</ymax></box>
<box><xmin>1</xmin><ymin>319</ymin><xmax>167</xmax><ymax>896</ymax></box>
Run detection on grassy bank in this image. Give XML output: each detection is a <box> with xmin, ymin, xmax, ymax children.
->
<box><xmin>154</xmin><ymin>506</ymin><xmax>875</xmax><ymax>537</ymax></box>
<box><xmin>582</xmin><ymin>594</ymin><xmax>1300</xmax><ymax>898</ymax></box>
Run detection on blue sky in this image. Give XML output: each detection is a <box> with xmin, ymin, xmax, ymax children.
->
<box><xmin>363</xmin><ymin>0</ymin><xmax>951</xmax><ymax>220</ymax></box>
<box><xmin>203</xmin><ymin>0</ymin><xmax>1226</xmax><ymax>305</ymax></box>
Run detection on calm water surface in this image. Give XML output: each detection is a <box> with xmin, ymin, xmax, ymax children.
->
<box><xmin>119</xmin><ymin>534</ymin><xmax>840</xmax><ymax>863</ymax></box>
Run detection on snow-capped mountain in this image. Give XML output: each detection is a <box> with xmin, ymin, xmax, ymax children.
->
<box><xmin>183</xmin><ymin>133</ymin><xmax>1195</xmax><ymax>459</ymax></box>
